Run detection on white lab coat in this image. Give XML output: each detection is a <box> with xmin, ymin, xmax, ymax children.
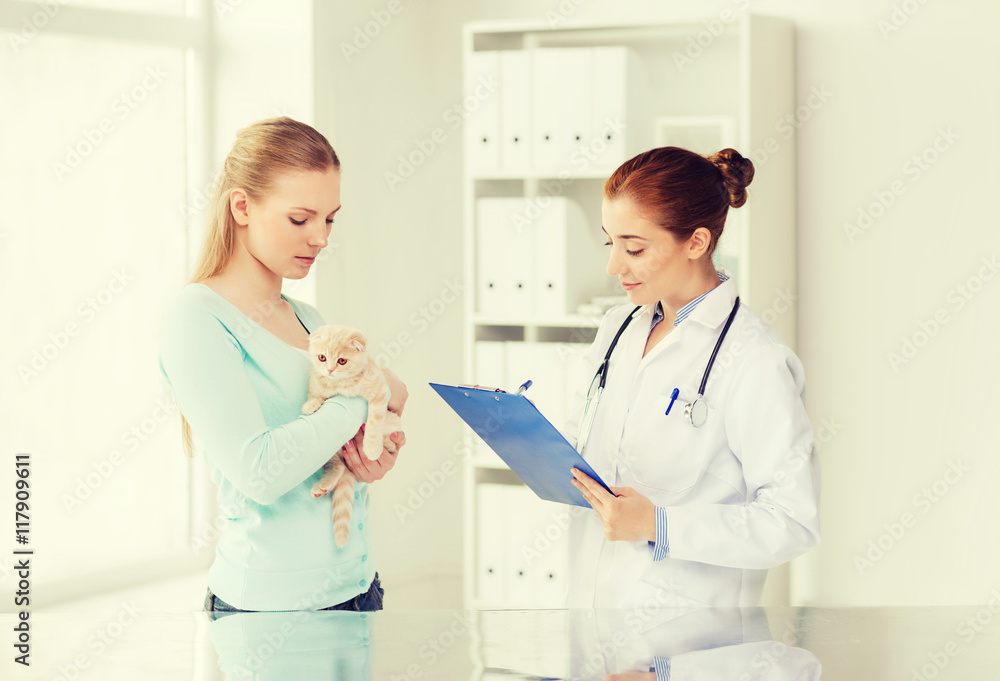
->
<box><xmin>561</xmin><ymin>273</ymin><xmax>821</xmax><ymax>608</ymax></box>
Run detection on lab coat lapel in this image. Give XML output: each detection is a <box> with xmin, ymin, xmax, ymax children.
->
<box><xmin>684</xmin><ymin>274</ymin><xmax>740</xmax><ymax>332</ymax></box>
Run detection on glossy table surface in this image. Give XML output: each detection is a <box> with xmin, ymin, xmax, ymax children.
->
<box><xmin>4</xmin><ymin>606</ymin><xmax>1000</xmax><ymax>680</ymax></box>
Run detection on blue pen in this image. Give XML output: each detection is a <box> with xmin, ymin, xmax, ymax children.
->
<box><xmin>664</xmin><ymin>387</ymin><xmax>679</xmax><ymax>415</ymax></box>
<box><xmin>516</xmin><ymin>380</ymin><xmax>532</xmax><ymax>395</ymax></box>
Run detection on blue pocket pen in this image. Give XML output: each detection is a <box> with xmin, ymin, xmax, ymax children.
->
<box><xmin>664</xmin><ymin>387</ymin><xmax>679</xmax><ymax>415</ymax></box>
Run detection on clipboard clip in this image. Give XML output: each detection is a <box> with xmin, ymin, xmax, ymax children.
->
<box><xmin>456</xmin><ymin>383</ymin><xmax>507</xmax><ymax>393</ymax></box>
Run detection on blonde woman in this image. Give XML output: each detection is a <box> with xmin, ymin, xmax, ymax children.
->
<box><xmin>158</xmin><ymin>116</ymin><xmax>407</xmax><ymax>614</ymax></box>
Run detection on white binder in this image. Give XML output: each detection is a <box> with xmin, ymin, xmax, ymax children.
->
<box><xmin>591</xmin><ymin>46</ymin><xmax>630</xmax><ymax>171</ymax></box>
<box><xmin>505</xmin><ymin>202</ymin><xmax>537</xmax><ymax>318</ymax></box>
<box><xmin>476</xmin><ymin>483</ymin><xmax>507</xmax><ymax>604</ymax></box>
<box><xmin>473</xmin><ymin>341</ymin><xmax>508</xmax><ymax>463</ymax></box>
<box><xmin>534</xmin><ymin>196</ymin><xmax>613</xmax><ymax>319</ymax></box>
<box><xmin>505</xmin><ymin>484</ymin><xmax>571</xmax><ymax>608</ymax></box>
<box><xmin>532</xmin><ymin>504</ymin><xmax>570</xmax><ymax>607</ymax></box>
<box><xmin>499</xmin><ymin>50</ymin><xmax>531</xmax><ymax>173</ymax></box>
<box><xmin>475</xmin><ymin>198</ymin><xmax>513</xmax><ymax>317</ymax></box>
<box><xmin>534</xmin><ymin>197</ymin><xmax>572</xmax><ymax>319</ymax></box>
<box><xmin>529</xmin><ymin>48</ymin><xmax>575</xmax><ymax>172</ymax></box>
<box><xmin>465</xmin><ymin>50</ymin><xmax>501</xmax><ymax>174</ymax></box>
<box><xmin>479</xmin><ymin>196</ymin><xmax>615</xmax><ymax>320</ymax></box>
<box><xmin>560</xmin><ymin>48</ymin><xmax>594</xmax><ymax>172</ymax></box>
<box><xmin>504</xmin><ymin>484</ymin><xmax>538</xmax><ymax>606</ymax></box>
<box><xmin>504</xmin><ymin>341</ymin><xmax>572</xmax><ymax>429</ymax></box>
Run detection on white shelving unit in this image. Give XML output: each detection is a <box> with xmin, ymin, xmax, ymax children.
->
<box><xmin>460</xmin><ymin>14</ymin><xmax>797</xmax><ymax>611</ymax></box>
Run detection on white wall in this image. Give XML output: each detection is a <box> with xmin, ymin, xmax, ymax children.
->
<box><xmin>316</xmin><ymin>0</ymin><xmax>472</xmax><ymax>604</ymax></box>
<box><xmin>318</xmin><ymin>0</ymin><xmax>1000</xmax><ymax>607</ymax></box>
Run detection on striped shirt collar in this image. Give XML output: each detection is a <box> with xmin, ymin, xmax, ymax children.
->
<box><xmin>650</xmin><ymin>270</ymin><xmax>731</xmax><ymax>332</ymax></box>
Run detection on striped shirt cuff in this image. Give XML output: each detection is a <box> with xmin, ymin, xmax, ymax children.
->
<box><xmin>652</xmin><ymin>656</ymin><xmax>670</xmax><ymax>680</ymax></box>
<box><xmin>648</xmin><ymin>505</ymin><xmax>669</xmax><ymax>561</ymax></box>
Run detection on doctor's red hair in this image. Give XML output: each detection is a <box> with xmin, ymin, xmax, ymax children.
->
<box><xmin>603</xmin><ymin>146</ymin><xmax>754</xmax><ymax>257</ymax></box>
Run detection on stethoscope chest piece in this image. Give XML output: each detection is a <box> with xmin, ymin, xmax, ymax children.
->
<box><xmin>684</xmin><ymin>396</ymin><xmax>709</xmax><ymax>427</ymax></box>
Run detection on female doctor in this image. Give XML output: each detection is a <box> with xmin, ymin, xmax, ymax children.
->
<box><xmin>565</xmin><ymin>146</ymin><xmax>820</xmax><ymax>609</ymax></box>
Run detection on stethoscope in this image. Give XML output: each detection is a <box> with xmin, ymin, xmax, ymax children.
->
<box><xmin>575</xmin><ymin>296</ymin><xmax>740</xmax><ymax>454</ymax></box>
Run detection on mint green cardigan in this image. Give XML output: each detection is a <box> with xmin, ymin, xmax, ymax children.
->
<box><xmin>158</xmin><ymin>283</ymin><xmax>381</xmax><ymax>610</ymax></box>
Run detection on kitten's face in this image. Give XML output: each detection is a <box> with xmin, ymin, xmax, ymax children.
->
<box><xmin>308</xmin><ymin>325</ymin><xmax>368</xmax><ymax>379</ymax></box>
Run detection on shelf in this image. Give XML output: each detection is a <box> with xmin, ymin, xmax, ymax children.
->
<box><xmin>461</xmin><ymin>14</ymin><xmax>797</xmax><ymax>613</ymax></box>
<box><xmin>471</xmin><ymin>169</ymin><xmax>612</xmax><ymax>181</ymax></box>
<box><xmin>470</xmin><ymin>454</ymin><xmax>517</xmax><ymax>472</ymax></box>
<box><xmin>471</xmin><ymin>313</ymin><xmax>604</xmax><ymax>328</ymax></box>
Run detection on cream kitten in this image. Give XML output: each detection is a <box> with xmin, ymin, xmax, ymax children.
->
<box><xmin>302</xmin><ymin>324</ymin><xmax>402</xmax><ymax>547</ymax></box>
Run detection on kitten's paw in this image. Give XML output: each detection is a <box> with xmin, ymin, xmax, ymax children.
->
<box><xmin>362</xmin><ymin>430</ymin><xmax>382</xmax><ymax>460</ymax></box>
<box><xmin>302</xmin><ymin>398</ymin><xmax>323</xmax><ymax>414</ymax></box>
<box><xmin>311</xmin><ymin>483</ymin><xmax>331</xmax><ymax>497</ymax></box>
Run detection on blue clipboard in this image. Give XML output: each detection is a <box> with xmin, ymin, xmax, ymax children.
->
<box><xmin>429</xmin><ymin>382</ymin><xmax>615</xmax><ymax>507</ymax></box>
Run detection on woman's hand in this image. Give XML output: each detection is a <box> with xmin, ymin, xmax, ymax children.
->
<box><xmin>342</xmin><ymin>425</ymin><xmax>405</xmax><ymax>483</ymax></box>
<box><xmin>571</xmin><ymin>468</ymin><xmax>656</xmax><ymax>542</ymax></box>
<box><xmin>381</xmin><ymin>366</ymin><xmax>409</xmax><ymax>416</ymax></box>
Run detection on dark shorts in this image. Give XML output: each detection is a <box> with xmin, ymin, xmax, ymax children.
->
<box><xmin>203</xmin><ymin>572</ymin><xmax>384</xmax><ymax>616</ymax></box>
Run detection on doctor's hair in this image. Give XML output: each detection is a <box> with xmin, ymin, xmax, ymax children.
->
<box><xmin>603</xmin><ymin>146</ymin><xmax>754</xmax><ymax>257</ymax></box>
<box><xmin>177</xmin><ymin>115</ymin><xmax>340</xmax><ymax>458</ymax></box>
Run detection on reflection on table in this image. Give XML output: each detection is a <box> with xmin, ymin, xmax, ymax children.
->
<box><xmin>6</xmin><ymin>605</ymin><xmax>1000</xmax><ymax>679</ymax></box>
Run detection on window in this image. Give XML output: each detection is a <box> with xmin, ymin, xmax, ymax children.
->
<box><xmin>0</xmin><ymin>1</ymin><xmax>210</xmax><ymax>592</ymax></box>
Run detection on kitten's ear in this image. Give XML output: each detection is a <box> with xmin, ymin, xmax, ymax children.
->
<box><xmin>349</xmin><ymin>331</ymin><xmax>367</xmax><ymax>353</ymax></box>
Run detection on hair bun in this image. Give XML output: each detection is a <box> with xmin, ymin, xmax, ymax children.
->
<box><xmin>708</xmin><ymin>148</ymin><xmax>754</xmax><ymax>208</ymax></box>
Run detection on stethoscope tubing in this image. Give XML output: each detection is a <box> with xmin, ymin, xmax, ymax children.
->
<box><xmin>579</xmin><ymin>295</ymin><xmax>741</xmax><ymax>447</ymax></box>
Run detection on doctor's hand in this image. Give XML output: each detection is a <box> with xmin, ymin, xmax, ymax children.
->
<box><xmin>381</xmin><ymin>366</ymin><xmax>409</xmax><ymax>415</ymax></box>
<box><xmin>342</xmin><ymin>425</ymin><xmax>405</xmax><ymax>483</ymax></box>
<box><xmin>571</xmin><ymin>468</ymin><xmax>656</xmax><ymax>543</ymax></box>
